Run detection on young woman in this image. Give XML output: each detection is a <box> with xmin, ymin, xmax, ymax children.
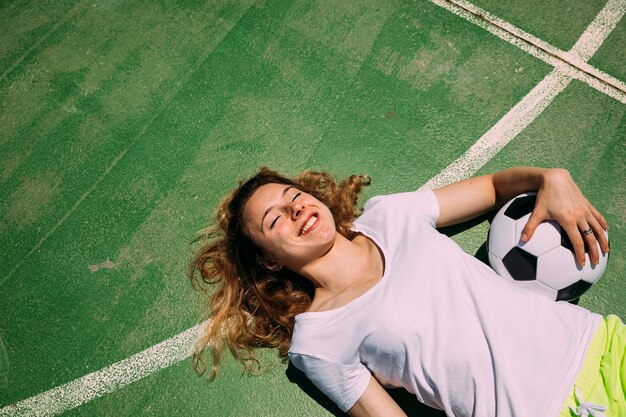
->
<box><xmin>189</xmin><ymin>166</ymin><xmax>623</xmax><ymax>417</ymax></box>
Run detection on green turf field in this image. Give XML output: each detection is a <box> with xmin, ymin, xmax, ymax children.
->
<box><xmin>1</xmin><ymin>0</ymin><xmax>624</xmax><ymax>416</ymax></box>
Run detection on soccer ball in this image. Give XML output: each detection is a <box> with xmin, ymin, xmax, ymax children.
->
<box><xmin>487</xmin><ymin>192</ymin><xmax>609</xmax><ymax>301</ymax></box>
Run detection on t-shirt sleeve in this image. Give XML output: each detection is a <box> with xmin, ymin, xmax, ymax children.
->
<box><xmin>360</xmin><ymin>188</ymin><xmax>440</xmax><ymax>228</ymax></box>
<box><xmin>288</xmin><ymin>352</ymin><xmax>371</xmax><ymax>412</ymax></box>
<box><xmin>415</xmin><ymin>188</ymin><xmax>440</xmax><ymax>227</ymax></box>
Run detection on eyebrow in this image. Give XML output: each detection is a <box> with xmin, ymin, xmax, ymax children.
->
<box><xmin>260</xmin><ymin>186</ymin><xmax>296</xmax><ymax>232</ymax></box>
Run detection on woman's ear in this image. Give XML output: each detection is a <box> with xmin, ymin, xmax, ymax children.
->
<box><xmin>257</xmin><ymin>255</ymin><xmax>283</xmax><ymax>272</ymax></box>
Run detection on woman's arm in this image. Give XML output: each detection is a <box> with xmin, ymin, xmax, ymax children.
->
<box><xmin>347</xmin><ymin>375</ymin><xmax>407</xmax><ymax>417</ymax></box>
<box><xmin>432</xmin><ymin>167</ymin><xmax>609</xmax><ymax>266</ymax></box>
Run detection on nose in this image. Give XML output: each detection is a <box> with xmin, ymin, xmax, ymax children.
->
<box><xmin>289</xmin><ymin>201</ymin><xmax>305</xmax><ymax>220</ymax></box>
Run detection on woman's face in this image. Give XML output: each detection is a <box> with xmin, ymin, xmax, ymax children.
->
<box><xmin>243</xmin><ymin>183</ymin><xmax>337</xmax><ymax>271</ymax></box>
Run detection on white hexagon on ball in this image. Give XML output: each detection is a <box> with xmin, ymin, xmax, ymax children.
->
<box><xmin>516</xmin><ymin>216</ymin><xmax>562</xmax><ymax>257</ymax></box>
<box><xmin>536</xmin><ymin>246</ymin><xmax>582</xmax><ymax>290</ymax></box>
<box><xmin>488</xmin><ymin>214</ymin><xmax>517</xmax><ymax>259</ymax></box>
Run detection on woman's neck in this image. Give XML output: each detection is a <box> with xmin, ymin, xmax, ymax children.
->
<box><xmin>298</xmin><ymin>233</ymin><xmax>384</xmax><ymax>296</ymax></box>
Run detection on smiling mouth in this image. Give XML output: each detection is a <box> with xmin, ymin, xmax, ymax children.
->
<box><xmin>300</xmin><ymin>215</ymin><xmax>318</xmax><ymax>235</ymax></box>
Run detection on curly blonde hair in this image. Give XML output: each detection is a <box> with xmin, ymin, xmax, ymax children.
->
<box><xmin>189</xmin><ymin>167</ymin><xmax>370</xmax><ymax>380</ymax></box>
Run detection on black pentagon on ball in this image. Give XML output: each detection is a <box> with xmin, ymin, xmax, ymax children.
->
<box><xmin>504</xmin><ymin>194</ymin><xmax>537</xmax><ymax>220</ymax></box>
<box><xmin>556</xmin><ymin>280</ymin><xmax>593</xmax><ymax>301</ymax></box>
<box><xmin>502</xmin><ymin>247</ymin><xmax>537</xmax><ymax>281</ymax></box>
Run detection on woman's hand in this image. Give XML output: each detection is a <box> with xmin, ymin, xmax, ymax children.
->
<box><xmin>520</xmin><ymin>168</ymin><xmax>609</xmax><ymax>266</ymax></box>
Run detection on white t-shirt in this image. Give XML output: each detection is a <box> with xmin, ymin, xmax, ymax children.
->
<box><xmin>288</xmin><ymin>189</ymin><xmax>601</xmax><ymax>417</ymax></box>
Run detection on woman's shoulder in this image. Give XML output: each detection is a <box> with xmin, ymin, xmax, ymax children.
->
<box><xmin>360</xmin><ymin>188</ymin><xmax>437</xmax><ymax>215</ymax></box>
<box><xmin>355</xmin><ymin>188</ymin><xmax>439</xmax><ymax>233</ymax></box>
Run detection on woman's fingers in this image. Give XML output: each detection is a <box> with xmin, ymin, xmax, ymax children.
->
<box><xmin>563</xmin><ymin>222</ymin><xmax>587</xmax><ymax>266</ymax></box>
<box><xmin>590</xmin><ymin>204</ymin><xmax>609</xmax><ymax>231</ymax></box>
<box><xmin>523</xmin><ymin>169</ymin><xmax>609</xmax><ymax>267</ymax></box>
<box><xmin>520</xmin><ymin>209</ymin><xmax>545</xmax><ymax>242</ymax></box>
<box><xmin>570</xmin><ymin>215</ymin><xmax>608</xmax><ymax>266</ymax></box>
<box><xmin>589</xmin><ymin>205</ymin><xmax>610</xmax><ymax>252</ymax></box>
<box><xmin>579</xmin><ymin>223</ymin><xmax>599</xmax><ymax>267</ymax></box>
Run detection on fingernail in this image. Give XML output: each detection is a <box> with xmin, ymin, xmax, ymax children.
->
<box><xmin>521</xmin><ymin>233</ymin><xmax>528</xmax><ymax>241</ymax></box>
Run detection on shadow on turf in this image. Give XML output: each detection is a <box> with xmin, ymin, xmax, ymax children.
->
<box><xmin>286</xmin><ymin>362</ymin><xmax>445</xmax><ymax>417</ymax></box>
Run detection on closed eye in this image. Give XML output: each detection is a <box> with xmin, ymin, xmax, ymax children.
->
<box><xmin>269</xmin><ymin>191</ymin><xmax>300</xmax><ymax>229</ymax></box>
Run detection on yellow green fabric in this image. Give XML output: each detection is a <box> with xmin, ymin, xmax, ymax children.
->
<box><xmin>559</xmin><ymin>315</ymin><xmax>626</xmax><ymax>417</ymax></box>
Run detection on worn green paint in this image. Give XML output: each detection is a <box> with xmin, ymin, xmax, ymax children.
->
<box><xmin>588</xmin><ymin>16</ymin><xmax>626</xmax><ymax>82</ymax></box>
<box><xmin>0</xmin><ymin>0</ymin><xmax>623</xmax><ymax>416</ymax></box>
<box><xmin>470</xmin><ymin>0</ymin><xmax>608</xmax><ymax>51</ymax></box>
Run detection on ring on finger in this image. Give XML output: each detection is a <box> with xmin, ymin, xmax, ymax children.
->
<box><xmin>581</xmin><ymin>227</ymin><xmax>593</xmax><ymax>236</ymax></box>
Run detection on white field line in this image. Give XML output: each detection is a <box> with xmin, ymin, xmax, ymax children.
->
<box><xmin>0</xmin><ymin>323</ymin><xmax>206</xmax><ymax>417</ymax></box>
<box><xmin>1</xmin><ymin>1</ymin><xmax>623</xmax><ymax>416</ymax></box>
<box><xmin>429</xmin><ymin>0</ymin><xmax>626</xmax><ymax>104</ymax></box>
<box><xmin>420</xmin><ymin>70</ymin><xmax>570</xmax><ymax>189</ymax></box>
<box><xmin>422</xmin><ymin>0</ymin><xmax>626</xmax><ymax>189</ymax></box>
<box><xmin>568</xmin><ymin>0</ymin><xmax>626</xmax><ymax>61</ymax></box>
